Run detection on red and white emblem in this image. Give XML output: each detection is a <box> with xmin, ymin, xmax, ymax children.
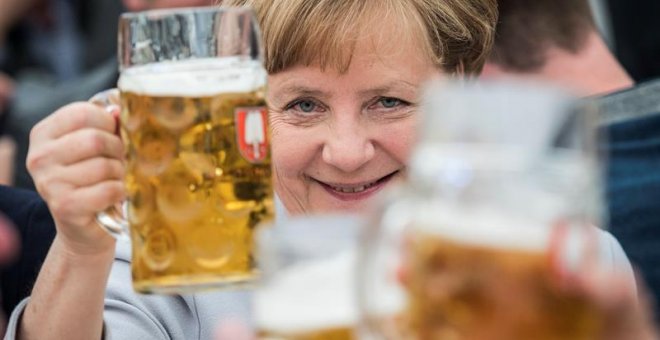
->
<box><xmin>235</xmin><ymin>107</ymin><xmax>269</xmax><ymax>163</ymax></box>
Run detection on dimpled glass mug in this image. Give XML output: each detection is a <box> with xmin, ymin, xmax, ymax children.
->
<box><xmin>254</xmin><ymin>214</ymin><xmax>364</xmax><ymax>340</ymax></box>
<box><xmin>358</xmin><ymin>81</ymin><xmax>606</xmax><ymax>340</ymax></box>
<box><xmin>92</xmin><ymin>6</ymin><xmax>274</xmax><ymax>294</ymax></box>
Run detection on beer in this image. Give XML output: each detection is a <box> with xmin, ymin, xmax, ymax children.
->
<box><xmin>405</xmin><ymin>208</ymin><xmax>602</xmax><ymax>340</ymax></box>
<box><xmin>255</xmin><ymin>251</ymin><xmax>358</xmax><ymax>340</ymax></box>
<box><xmin>118</xmin><ymin>57</ymin><xmax>274</xmax><ymax>293</ymax></box>
<box><xmin>258</xmin><ymin>327</ymin><xmax>353</xmax><ymax>340</ymax></box>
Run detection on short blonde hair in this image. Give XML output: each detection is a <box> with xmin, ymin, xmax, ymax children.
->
<box><xmin>222</xmin><ymin>0</ymin><xmax>497</xmax><ymax>75</ymax></box>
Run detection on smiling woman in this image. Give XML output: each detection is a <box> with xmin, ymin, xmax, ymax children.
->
<box><xmin>224</xmin><ymin>0</ymin><xmax>497</xmax><ymax>215</ymax></box>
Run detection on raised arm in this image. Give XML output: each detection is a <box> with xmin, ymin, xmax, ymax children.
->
<box><xmin>16</xmin><ymin>102</ymin><xmax>124</xmax><ymax>340</ymax></box>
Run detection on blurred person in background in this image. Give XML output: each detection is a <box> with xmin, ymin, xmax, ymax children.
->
<box><xmin>0</xmin><ymin>0</ymin><xmax>37</xmax><ymax>186</ymax></box>
<box><xmin>482</xmin><ymin>0</ymin><xmax>633</xmax><ymax>96</ymax></box>
<box><xmin>0</xmin><ymin>185</ymin><xmax>53</xmax><ymax>330</ymax></box>
<box><xmin>482</xmin><ymin>0</ymin><xmax>660</xmax><ymax>325</ymax></box>
<box><xmin>606</xmin><ymin>0</ymin><xmax>660</xmax><ymax>83</ymax></box>
<box><xmin>0</xmin><ymin>0</ymin><xmax>124</xmax><ymax>189</ymax></box>
<box><xmin>0</xmin><ymin>0</ymin><xmax>207</xmax><ymax>188</ymax></box>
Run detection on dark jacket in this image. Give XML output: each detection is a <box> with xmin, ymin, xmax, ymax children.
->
<box><xmin>0</xmin><ymin>185</ymin><xmax>55</xmax><ymax>317</ymax></box>
<box><xmin>600</xmin><ymin>79</ymin><xmax>660</xmax><ymax>324</ymax></box>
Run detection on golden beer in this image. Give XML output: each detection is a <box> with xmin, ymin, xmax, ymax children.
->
<box><xmin>118</xmin><ymin>58</ymin><xmax>274</xmax><ymax>293</ymax></box>
<box><xmin>406</xmin><ymin>222</ymin><xmax>602</xmax><ymax>340</ymax></box>
<box><xmin>258</xmin><ymin>327</ymin><xmax>355</xmax><ymax>340</ymax></box>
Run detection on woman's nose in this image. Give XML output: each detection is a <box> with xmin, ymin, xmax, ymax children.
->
<box><xmin>321</xmin><ymin>122</ymin><xmax>375</xmax><ymax>173</ymax></box>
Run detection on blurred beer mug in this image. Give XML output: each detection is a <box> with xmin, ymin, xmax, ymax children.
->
<box><xmin>91</xmin><ymin>7</ymin><xmax>274</xmax><ymax>294</ymax></box>
<box><xmin>358</xmin><ymin>80</ymin><xmax>605</xmax><ymax>339</ymax></box>
<box><xmin>254</xmin><ymin>215</ymin><xmax>364</xmax><ymax>340</ymax></box>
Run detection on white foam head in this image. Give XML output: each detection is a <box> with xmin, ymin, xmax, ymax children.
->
<box><xmin>415</xmin><ymin>203</ymin><xmax>553</xmax><ymax>252</ymax></box>
<box><xmin>118</xmin><ymin>57</ymin><xmax>266</xmax><ymax>97</ymax></box>
<box><xmin>254</xmin><ymin>250</ymin><xmax>357</xmax><ymax>334</ymax></box>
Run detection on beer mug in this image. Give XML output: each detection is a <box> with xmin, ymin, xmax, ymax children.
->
<box><xmin>92</xmin><ymin>7</ymin><xmax>274</xmax><ymax>294</ymax></box>
<box><xmin>254</xmin><ymin>215</ymin><xmax>363</xmax><ymax>339</ymax></box>
<box><xmin>358</xmin><ymin>81</ymin><xmax>605</xmax><ymax>339</ymax></box>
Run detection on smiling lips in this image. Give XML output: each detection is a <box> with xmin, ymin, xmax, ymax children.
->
<box><xmin>314</xmin><ymin>171</ymin><xmax>399</xmax><ymax>200</ymax></box>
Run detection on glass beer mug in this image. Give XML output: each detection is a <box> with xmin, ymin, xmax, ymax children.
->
<box><xmin>358</xmin><ymin>81</ymin><xmax>605</xmax><ymax>339</ymax></box>
<box><xmin>254</xmin><ymin>215</ymin><xmax>364</xmax><ymax>340</ymax></box>
<box><xmin>93</xmin><ymin>7</ymin><xmax>274</xmax><ymax>293</ymax></box>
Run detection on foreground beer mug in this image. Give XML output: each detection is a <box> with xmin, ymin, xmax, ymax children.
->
<box><xmin>254</xmin><ymin>215</ymin><xmax>365</xmax><ymax>340</ymax></box>
<box><xmin>93</xmin><ymin>7</ymin><xmax>274</xmax><ymax>294</ymax></box>
<box><xmin>358</xmin><ymin>81</ymin><xmax>604</xmax><ymax>339</ymax></box>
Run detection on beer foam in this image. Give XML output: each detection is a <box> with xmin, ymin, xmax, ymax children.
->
<box><xmin>254</xmin><ymin>250</ymin><xmax>358</xmax><ymax>334</ymax></box>
<box><xmin>414</xmin><ymin>204</ymin><xmax>553</xmax><ymax>252</ymax></box>
<box><xmin>118</xmin><ymin>57</ymin><xmax>266</xmax><ymax>97</ymax></box>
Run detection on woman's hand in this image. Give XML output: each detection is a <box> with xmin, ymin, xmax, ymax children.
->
<box><xmin>19</xmin><ymin>101</ymin><xmax>124</xmax><ymax>340</ymax></box>
<box><xmin>26</xmin><ymin>101</ymin><xmax>124</xmax><ymax>255</ymax></box>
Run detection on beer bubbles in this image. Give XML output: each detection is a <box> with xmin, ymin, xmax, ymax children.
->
<box><xmin>117</xmin><ymin>57</ymin><xmax>274</xmax><ymax>293</ymax></box>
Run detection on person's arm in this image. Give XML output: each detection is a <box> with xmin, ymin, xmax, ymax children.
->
<box><xmin>15</xmin><ymin>102</ymin><xmax>124</xmax><ymax>340</ymax></box>
<box><xmin>5</xmin><ymin>237</ymin><xmax>197</xmax><ymax>340</ymax></box>
<box><xmin>18</xmin><ymin>236</ymin><xmax>114</xmax><ymax>340</ymax></box>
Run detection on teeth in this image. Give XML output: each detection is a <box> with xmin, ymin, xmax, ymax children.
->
<box><xmin>330</xmin><ymin>182</ymin><xmax>376</xmax><ymax>194</ymax></box>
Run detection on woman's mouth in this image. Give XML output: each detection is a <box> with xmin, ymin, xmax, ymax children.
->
<box><xmin>313</xmin><ymin>171</ymin><xmax>400</xmax><ymax>201</ymax></box>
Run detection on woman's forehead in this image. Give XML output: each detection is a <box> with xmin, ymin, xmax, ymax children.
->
<box><xmin>265</xmin><ymin>1</ymin><xmax>434</xmax><ymax>75</ymax></box>
<box><xmin>267</xmin><ymin>37</ymin><xmax>437</xmax><ymax>102</ymax></box>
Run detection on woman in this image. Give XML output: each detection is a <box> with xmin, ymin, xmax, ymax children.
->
<box><xmin>4</xmin><ymin>1</ymin><xmax>653</xmax><ymax>340</ymax></box>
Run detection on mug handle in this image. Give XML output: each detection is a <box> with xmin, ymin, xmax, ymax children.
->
<box><xmin>89</xmin><ymin>89</ymin><xmax>130</xmax><ymax>239</ymax></box>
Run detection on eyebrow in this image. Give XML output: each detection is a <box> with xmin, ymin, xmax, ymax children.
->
<box><xmin>357</xmin><ymin>81</ymin><xmax>417</xmax><ymax>97</ymax></box>
<box><xmin>275</xmin><ymin>85</ymin><xmax>328</xmax><ymax>98</ymax></box>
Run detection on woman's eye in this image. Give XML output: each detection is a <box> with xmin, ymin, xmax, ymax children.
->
<box><xmin>380</xmin><ymin>97</ymin><xmax>401</xmax><ymax>108</ymax></box>
<box><xmin>286</xmin><ymin>99</ymin><xmax>322</xmax><ymax>114</ymax></box>
<box><xmin>296</xmin><ymin>100</ymin><xmax>317</xmax><ymax>113</ymax></box>
<box><xmin>367</xmin><ymin>96</ymin><xmax>415</xmax><ymax>121</ymax></box>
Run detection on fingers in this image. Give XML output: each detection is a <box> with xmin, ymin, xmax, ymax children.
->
<box><xmin>26</xmin><ymin>100</ymin><xmax>127</xmax><ymax>253</ymax></box>
<box><xmin>30</xmin><ymin>102</ymin><xmax>117</xmax><ymax>145</ymax></box>
<box><xmin>28</xmin><ymin>128</ymin><xmax>124</xmax><ymax>170</ymax></box>
<box><xmin>27</xmin><ymin>128</ymin><xmax>125</xmax><ymax>203</ymax></box>
<box><xmin>36</xmin><ymin>157</ymin><xmax>125</xmax><ymax>192</ymax></box>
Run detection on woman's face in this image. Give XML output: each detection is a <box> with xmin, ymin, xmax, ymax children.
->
<box><xmin>268</xmin><ymin>33</ymin><xmax>440</xmax><ymax>215</ymax></box>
